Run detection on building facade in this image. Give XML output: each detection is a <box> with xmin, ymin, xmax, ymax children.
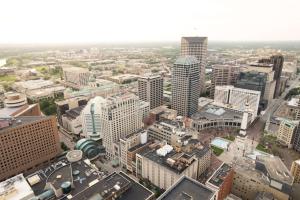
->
<box><xmin>290</xmin><ymin>160</ymin><xmax>300</xmax><ymax>184</ymax></box>
<box><xmin>0</xmin><ymin>116</ymin><xmax>60</xmax><ymax>181</ymax></box>
<box><xmin>138</xmin><ymin>74</ymin><xmax>163</xmax><ymax>109</ymax></box>
<box><xmin>171</xmin><ymin>56</ymin><xmax>200</xmax><ymax>117</ymax></box>
<box><xmin>277</xmin><ymin>119</ymin><xmax>298</xmax><ymax>148</ymax></box>
<box><xmin>63</xmin><ymin>67</ymin><xmax>90</xmax><ymax>89</ymax></box>
<box><xmin>214</xmin><ymin>85</ymin><xmax>260</xmax><ymax>121</ymax></box>
<box><xmin>181</xmin><ymin>37</ymin><xmax>208</xmax><ymax>94</ymax></box>
<box><xmin>210</xmin><ymin>65</ymin><xmax>241</xmax><ymax>98</ymax></box>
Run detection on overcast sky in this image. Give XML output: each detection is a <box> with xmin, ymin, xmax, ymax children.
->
<box><xmin>0</xmin><ymin>0</ymin><xmax>299</xmax><ymax>43</ymax></box>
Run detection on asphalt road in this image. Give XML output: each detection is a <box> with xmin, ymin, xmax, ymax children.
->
<box><xmin>247</xmin><ymin>75</ymin><xmax>300</xmax><ymax>141</ymax></box>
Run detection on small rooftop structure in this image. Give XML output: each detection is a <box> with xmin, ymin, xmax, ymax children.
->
<box><xmin>157</xmin><ymin>175</ymin><xmax>215</xmax><ymax>200</ymax></box>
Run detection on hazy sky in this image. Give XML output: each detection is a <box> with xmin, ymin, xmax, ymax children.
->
<box><xmin>0</xmin><ymin>0</ymin><xmax>300</xmax><ymax>43</ymax></box>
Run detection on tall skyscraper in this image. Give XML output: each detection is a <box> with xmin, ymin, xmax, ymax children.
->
<box><xmin>171</xmin><ymin>56</ymin><xmax>200</xmax><ymax>117</ymax></box>
<box><xmin>210</xmin><ymin>65</ymin><xmax>241</xmax><ymax>98</ymax></box>
<box><xmin>138</xmin><ymin>74</ymin><xmax>163</xmax><ymax>109</ymax></box>
<box><xmin>181</xmin><ymin>37</ymin><xmax>208</xmax><ymax>94</ymax></box>
<box><xmin>0</xmin><ymin>116</ymin><xmax>60</xmax><ymax>181</ymax></box>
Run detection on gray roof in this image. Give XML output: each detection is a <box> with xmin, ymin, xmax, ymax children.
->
<box><xmin>182</xmin><ymin>37</ymin><xmax>207</xmax><ymax>43</ymax></box>
<box><xmin>158</xmin><ymin>176</ymin><xmax>215</xmax><ymax>200</ymax></box>
<box><xmin>174</xmin><ymin>56</ymin><xmax>199</xmax><ymax>65</ymax></box>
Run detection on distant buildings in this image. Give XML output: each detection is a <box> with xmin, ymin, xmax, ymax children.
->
<box><xmin>157</xmin><ymin>175</ymin><xmax>216</xmax><ymax>200</ymax></box>
<box><xmin>232</xmin><ymin>155</ymin><xmax>293</xmax><ymax>200</ymax></box>
<box><xmin>63</xmin><ymin>66</ymin><xmax>90</xmax><ymax>89</ymax></box>
<box><xmin>138</xmin><ymin>74</ymin><xmax>163</xmax><ymax>109</ymax></box>
<box><xmin>210</xmin><ymin>65</ymin><xmax>241</xmax><ymax>98</ymax></box>
<box><xmin>181</xmin><ymin>37</ymin><xmax>208</xmax><ymax>94</ymax></box>
<box><xmin>258</xmin><ymin>55</ymin><xmax>284</xmax><ymax>98</ymax></box>
<box><xmin>108</xmin><ymin>73</ymin><xmax>139</xmax><ymax>84</ymax></box>
<box><xmin>214</xmin><ymin>85</ymin><xmax>260</xmax><ymax>120</ymax></box>
<box><xmin>13</xmin><ymin>79</ymin><xmax>65</xmax><ymax>101</ymax></box>
<box><xmin>290</xmin><ymin>159</ymin><xmax>300</xmax><ymax>184</ymax></box>
<box><xmin>0</xmin><ymin>116</ymin><xmax>60</xmax><ymax>181</ymax></box>
<box><xmin>171</xmin><ymin>56</ymin><xmax>200</xmax><ymax>117</ymax></box>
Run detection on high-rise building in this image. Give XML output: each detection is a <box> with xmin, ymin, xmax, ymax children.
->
<box><xmin>82</xmin><ymin>94</ymin><xmax>143</xmax><ymax>159</ymax></box>
<box><xmin>210</xmin><ymin>65</ymin><xmax>241</xmax><ymax>98</ymax></box>
<box><xmin>171</xmin><ymin>56</ymin><xmax>200</xmax><ymax>117</ymax></box>
<box><xmin>258</xmin><ymin>55</ymin><xmax>284</xmax><ymax>98</ymax></box>
<box><xmin>138</xmin><ymin>74</ymin><xmax>163</xmax><ymax>109</ymax></box>
<box><xmin>290</xmin><ymin>159</ymin><xmax>300</xmax><ymax>184</ymax></box>
<box><xmin>181</xmin><ymin>37</ymin><xmax>207</xmax><ymax>93</ymax></box>
<box><xmin>235</xmin><ymin>70</ymin><xmax>274</xmax><ymax>109</ymax></box>
<box><xmin>81</xmin><ymin>96</ymin><xmax>106</xmax><ymax>141</ymax></box>
<box><xmin>214</xmin><ymin>85</ymin><xmax>260</xmax><ymax>121</ymax></box>
<box><xmin>62</xmin><ymin>66</ymin><xmax>90</xmax><ymax>89</ymax></box>
<box><xmin>0</xmin><ymin>116</ymin><xmax>60</xmax><ymax>181</ymax></box>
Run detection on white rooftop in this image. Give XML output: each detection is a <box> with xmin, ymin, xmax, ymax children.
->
<box><xmin>0</xmin><ymin>174</ymin><xmax>35</xmax><ymax>200</ymax></box>
<box><xmin>288</xmin><ymin>98</ymin><xmax>299</xmax><ymax>107</ymax></box>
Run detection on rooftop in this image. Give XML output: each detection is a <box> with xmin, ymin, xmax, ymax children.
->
<box><xmin>182</xmin><ymin>36</ymin><xmax>208</xmax><ymax>43</ymax></box>
<box><xmin>0</xmin><ymin>116</ymin><xmax>50</xmax><ymax>131</ymax></box>
<box><xmin>256</xmin><ymin>155</ymin><xmax>293</xmax><ymax>185</ymax></box>
<box><xmin>157</xmin><ymin>176</ymin><xmax>215</xmax><ymax>200</ymax></box>
<box><xmin>0</xmin><ymin>174</ymin><xmax>34</xmax><ymax>200</ymax></box>
<box><xmin>174</xmin><ymin>56</ymin><xmax>199</xmax><ymax>66</ymax></box>
<box><xmin>192</xmin><ymin>104</ymin><xmax>244</xmax><ymax>121</ymax></box>
<box><xmin>207</xmin><ymin>163</ymin><xmax>232</xmax><ymax>187</ymax></box>
<box><xmin>65</xmin><ymin>105</ymin><xmax>85</xmax><ymax>119</ymax></box>
<box><xmin>71</xmin><ymin>171</ymin><xmax>154</xmax><ymax>200</ymax></box>
<box><xmin>63</xmin><ymin>66</ymin><xmax>89</xmax><ymax>72</ymax></box>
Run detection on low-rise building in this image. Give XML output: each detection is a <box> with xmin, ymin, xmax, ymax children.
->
<box><xmin>157</xmin><ymin>175</ymin><xmax>216</xmax><ymax>200</ymax></box>
<box><xmin>191</xmin><ymin>104</ymin><xmax>252</xmax><ymax>132</ymax></box>
<box><xmin>1</xmin><ymin>150</ymin><xmax>155</xmax><ymax>200</ymax></box>
<box><xmin>61</xmin><ymin>105</ymin><xmax>85</xmax><ymax>135</ymax></box>
<box><xmin>232</xmin><ymin>155</ymin><xmax>294</xmax><ymax>200</ymax></box>
<box><xmin>63</xmin><ymin>66</ymin><xmax>90</xmax><ymax>89</ymax></box>
<box><xmin>206</xmin><ymin>163</ymin><xmax>234</xmax><ymax>200</ymax></box>
<box><xmin>136</xmin><ymin>143</ymin><xmax>199</xmax><ymax>189</ymax></box>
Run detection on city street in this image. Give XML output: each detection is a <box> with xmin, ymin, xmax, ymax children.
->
<box><xmin>247</xmin><ymin>75</ymin><xmax>300</xmax><ymax>142</ymax></box>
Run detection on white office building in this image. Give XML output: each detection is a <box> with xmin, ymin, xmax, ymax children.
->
<box><xmin>214</xmin><ymin>85</ymin><xmax>260</xmax><ymax>121</ymax></box>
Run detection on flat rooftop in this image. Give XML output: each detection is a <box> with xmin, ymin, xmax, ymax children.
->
<box><xmin>71</xmin><ymin>172</ymin><xmax>154</xmax><ymax>200</ymax></box>
<box><xmin>25</xmin><ymin>156</ymin><xmax>103</xmax><ymax>199</ymax></box>
<box><xmin>256</xmin><ymin>155</ymin><xmax>293</xmax><ymax>185</ymax></box>
<box><xmin>0</xmin><ymin>116</ymin><xmax>50</xmax><ymax>132</ymax></box>
<box><xmin>157</xmin><ymin>176</ymin><xmax>215</xmax><ymax>200</ymax></box>
<box><xmin>192</xmin><ymin>104</ymin><xmax>244</xmax><ymax>121</ymax></box>
<box><xmin>207</xmin><ymin>163</ymin><xmax>232</xmax><ymax>187</ymax></box>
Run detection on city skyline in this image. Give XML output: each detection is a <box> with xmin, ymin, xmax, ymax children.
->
<box><xmin>1</xmin><ymin>0</ymin><xmax>300</xmax><ymax>44</ymax></box>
